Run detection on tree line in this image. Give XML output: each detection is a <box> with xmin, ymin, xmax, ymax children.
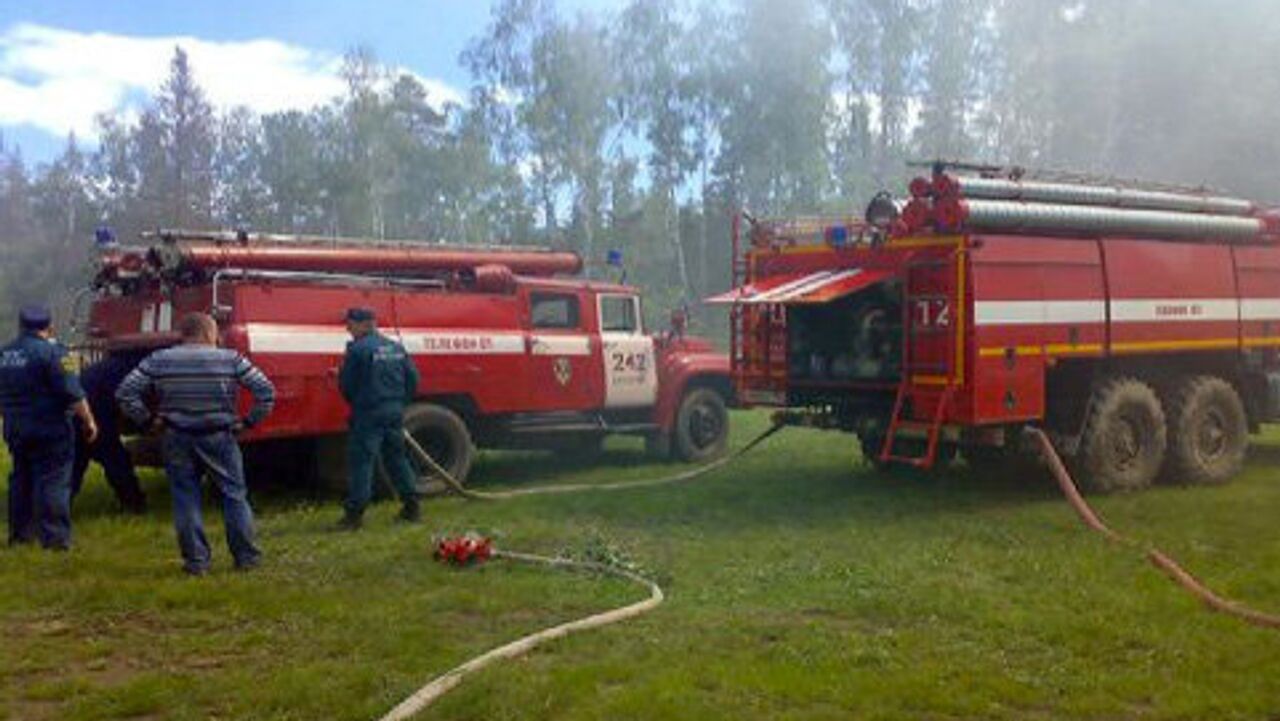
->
<box><xmin>2</xmin><ymin>0</ymin><xmax>1279</xmax><ymax>334</ymax></box>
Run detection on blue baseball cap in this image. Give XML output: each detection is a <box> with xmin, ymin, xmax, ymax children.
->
<box><xmin>345</xmin><ymin>307</ymin><xmax>376</xmax><ymax>323</ymax></box>
<box><xmin>18</xmin><ymin>305</ymin><xmax>52</xmax><ymax>331</ymax></box>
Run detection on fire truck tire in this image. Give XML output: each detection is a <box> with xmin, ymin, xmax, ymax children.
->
<box><xmin>1076</xmin><ymin>377</ymin><xmax>1167</xmax><ymax>493</ymax></box>
<box><xmin>673</xmin><ymin>388</ymin><xmax>729</xmax><ymax>462</ymax></box>
<box><xmin>404</xmin><ymin>404</ymin><xmax>475</xmax><ymax>494</ymax></box>
<box><xmin>1160</xmin><ymin>375</ymin><xmax>1247</xmax><ymax>485</ymax></box>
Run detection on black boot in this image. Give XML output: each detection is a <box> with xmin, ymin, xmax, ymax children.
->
<box><xmin>397</xmin><ymin>498</ymin><xmax>422</xmax><ymax>524</ymax></box>
<box><xmin>333</xmin><ymin>509</ymin><xmax>363</xmax><ymax>532</ymax></box>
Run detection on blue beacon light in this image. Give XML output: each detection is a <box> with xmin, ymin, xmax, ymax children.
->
<box><xmin>94</xmin><ymin>226</ymin><xmax>117</xmax><ymax>248</ymax></box>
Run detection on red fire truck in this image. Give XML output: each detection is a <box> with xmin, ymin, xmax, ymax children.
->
<box><xmin>714</xmin><ymin>165</ymin><xmax>1280</xmax><ymax>491</ymax></box>
<box><xmin>81</xmin><ymin>231</ymin><xmax>732</xmax><ymax>488</ymax></box>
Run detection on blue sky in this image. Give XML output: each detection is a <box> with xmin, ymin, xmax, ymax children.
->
<box><xmin>0</xmin><ymin>0</ymin><xmax>624</xmax><ymax>163</ymax></box>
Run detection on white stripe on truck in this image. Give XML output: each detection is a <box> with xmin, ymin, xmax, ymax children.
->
<box><xmin>974</xmin><ymin>298</ymin><xmax>1280</xmax><ymax>326</ymax></box>
<box><xmin>245</xmin><ymin>323</ymin><xmax>528</xmax><ymax>355</ymax></box>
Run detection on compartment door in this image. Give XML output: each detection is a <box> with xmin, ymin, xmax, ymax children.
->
<box><xmin>527</xmin><ymin>291</ymin><xmax>598</xmax><ymax>411</ymax></box>
<box><xmin>904</xmin><ymin>254</ymin><xmax>962</xmax><ymax>386</ymax></box>
<box><xmin>598</xmin><ymin>294</ymin><xmax>658</xmax><ymax>408</ymax></box>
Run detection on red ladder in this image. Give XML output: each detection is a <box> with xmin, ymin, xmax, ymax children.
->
<box><xmin>879</xmin><ymin>381</ymin><xmax>955</xmax><ymax>468</ymax></box>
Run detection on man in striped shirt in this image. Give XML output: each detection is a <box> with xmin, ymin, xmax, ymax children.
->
<box><xmin>117</xmin><ymin>312</ymin><xmax>275</xmax><ymax>575</ymax></box>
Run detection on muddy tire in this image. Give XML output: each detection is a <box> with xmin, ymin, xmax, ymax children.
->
<box><xmin>673</xmin><ymin>388</ymin><xmax>729</xmax><ymax>462</ymax></box>
<box><xmin>404</xmin><ymin>404</ymin><xmax>475</xmax><ymax>495</ymax></box>
<box><xmin>1160</xmin><ymin>376</ymin><xmax>1247</xmax><ymax>485</ymax></box>
<box><xmin>1076</xmin><ymin>377</ymin><xmax>1167</xmax><ymax>493</ymax></box>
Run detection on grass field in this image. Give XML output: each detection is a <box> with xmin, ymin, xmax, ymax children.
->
<box><xmin>2</xmin><ymin>412</ymin><xmax>1280</xmax><ymax>720</ymax></box>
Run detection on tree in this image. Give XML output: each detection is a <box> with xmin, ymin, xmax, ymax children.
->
<box><xmin>714</xmin><ymin>0</ymin><xmax>833</xmax><ymax>213</ymax></box>
<box><xmin>214</xmin><ymin>107</ymin><xmax>266</xmax><ymax>229</ymax></box>
<box><xmin>679</xmin><ymin>2</ymin><xmax>732</xmax><ymax>296</ymax></box>
<box><xmin>150</xmin><ymin>46</ymin><xmax>217</xmax><ymax>227</ymax></box>
<box><xmin>463</xmin><ymin>0</ymin><xmax>564</xmax><ymax>241</ymax></box>
<box><xmin>256</xmin><ymin>110</ymin><xmax>324</xmax><ymax>232</ymax></box>
<box><xmin>618</xmin><ymin>0</ymin><xmax>694</xmax><ymax>296</ymax></box>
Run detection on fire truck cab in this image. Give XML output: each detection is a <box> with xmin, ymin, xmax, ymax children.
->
<box><xmin>82</xmin><ymin>231</ymin><xmax>732</xmax><ymax>489</ymax></box>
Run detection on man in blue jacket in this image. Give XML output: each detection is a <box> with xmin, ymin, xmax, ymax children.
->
<box><xmin>71</xmin><ymin>350</ymin><xmax>148</xmax><ymax>514</ymax></box>
<box><xmin>335</xmin><ymin>307</ymin><xmax>421</xmax><ymax>530</ymax></box>
<box><xmin>0</xmin><ymin>305</ymin><xmax>98</xmax><ymax>549</ymax></box>
<box><xmin>117</xmin><ymin>312</ymin><xmax>275</xmax><ymax>575</ymax></box>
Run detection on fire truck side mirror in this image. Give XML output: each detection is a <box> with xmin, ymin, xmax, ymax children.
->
<box><xmin>669</xmin><ymin>308</ymin><xmax>688</xmax><ymax>338</ymax></box>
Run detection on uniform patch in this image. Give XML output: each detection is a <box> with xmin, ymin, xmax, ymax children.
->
<box><xmin>59</xmin><ymin>354</ymin><xmax>80</xmax><ymax>374</ymax></box>
<box><xmin>553</xmin><ymin>357</ymin><xmax>572</xmax><ymax>386</ymax></box>
<box><xmin>0</xmin><ymin>350</ymin><xmax>27</xmax><ymax>368</ymax></box>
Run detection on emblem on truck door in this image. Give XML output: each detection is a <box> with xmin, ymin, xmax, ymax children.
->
<box><xmin>554</xmin><ymin>357</ymin><xmax>573</xmax><ymax>386</ymax></box>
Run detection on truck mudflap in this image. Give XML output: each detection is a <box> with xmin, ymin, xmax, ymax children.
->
<box><xmin>1268</xmin><ymin>373</ymin><xmax>1280</xmax><ymax>420</ymax></box>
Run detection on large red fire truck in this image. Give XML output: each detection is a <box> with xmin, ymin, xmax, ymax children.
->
<box><xmin>80</xmin><ymin>231</ymin><xmax>732</xmax><ymax>488</ymax></box>
<box><xmin>714</xmin><ymin>165</ymin><xmax>1280</xmax><ymax>491</ymax></box>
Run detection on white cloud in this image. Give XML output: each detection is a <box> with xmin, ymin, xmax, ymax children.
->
<box><xmin>0</xmin><ymin>23</ymin><xmax>463</xmax><ymax>141</ymax></box>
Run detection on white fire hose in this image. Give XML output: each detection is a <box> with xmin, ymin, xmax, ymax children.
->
<box><xmin>376</xmin><ymin>424</ymin><xmax>785</xmax><ymax>719</ymax></box>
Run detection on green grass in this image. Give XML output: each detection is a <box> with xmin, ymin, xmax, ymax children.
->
<box><xmin>3</xmin><ymin>413</ymin><xmax>1280</xmax><ymax>720</ymax></box>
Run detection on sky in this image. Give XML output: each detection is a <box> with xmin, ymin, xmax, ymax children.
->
<box><xmin>0</xmin><ymin>0</ymin><xmax>623</xmax><ymax>164</ymax></box>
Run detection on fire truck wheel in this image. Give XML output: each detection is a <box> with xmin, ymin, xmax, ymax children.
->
<box><xmin>1160</xmin><ymin>376</ymin><xmax>1247</xmax><ymax>485</ymax></box>
<box><xmin>404</xmin><ymin>404</ymin><xmax>475</xmax><ymax>495</ymax></box>
<box><xmin>674</xmin><ymin>388</ymin><xmax>729</xmax><ymax>462</ymax></box>
<box><xmin>1076</xmin><ymin>377</ymin><xmax>1167</xmax><ymax>493</ymax></box>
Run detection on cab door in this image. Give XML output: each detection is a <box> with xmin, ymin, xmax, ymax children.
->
<box><xmin>526</xmin><ymin>290</ymin><xmax>598</xmax><ymax>411</ymax></box>
<box><xmin>598</xmin><ymin>294</ymin><xmax>658</xmax><ymax>408</ymax></box>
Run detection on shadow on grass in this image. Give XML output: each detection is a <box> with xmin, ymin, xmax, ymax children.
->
<box><xmin>460</xmin><ymin>438</ymin><xmax>1065</xmax><ymax>535</ymax></box>
<box><xmin>62</xmin><ymin>418</ymin><xmax>1066</xmax><ymax>535</ymax></box>
<box><xmin>1245</xmin><ymin>443</ymin><xmax>1280</xmax><ymax>466</ymax></box>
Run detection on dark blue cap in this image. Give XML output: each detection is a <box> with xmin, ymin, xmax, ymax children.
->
<box><xmin>345</xmin><ymin>307</ymin><xmax>375</xmax><ymax>323</ymax></box>
<box><xmin>19</xmin><ymin>305</ymin><xmax>52</xmax><ymax>330</ymax></box>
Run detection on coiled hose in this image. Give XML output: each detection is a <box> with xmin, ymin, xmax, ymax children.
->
<box><xmin>378</xmin><ymin>424</ymin><xmax>786</xmax><ymax>719</ymax></box>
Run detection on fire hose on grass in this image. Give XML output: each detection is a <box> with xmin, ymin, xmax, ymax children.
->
<box><xmin>377</xmin><ymin>548</ymin><xmax>664</xmax><ymax>721</ymax></box>
<box><xmin>1025</xmin><ymin>427</ymin><xmax>1280</xmax><ymax>631</ymax></box>
<box><xmin>376</xmin><ymin>423</ymin><xmax>785</xmax><ymax>720</ymax></box>
<box><xmin>378</xmin><ymin>424</ymin><xmax>1277</xmax><ymax>720</ymax></box>
<box><xmin>403</xmin><ymin>422</ymin><xmax>786</xmax><ymax>500</ymax></box>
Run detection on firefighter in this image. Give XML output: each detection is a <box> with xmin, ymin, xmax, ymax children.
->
<box><xmin>116</xmin><ymin>313</ymin><xmax>275</xmax><ymax>575</ymax></box>
<box><xmin>0</xmin><ymin>305</ymin><xmax>98</xmax><ymax>549</ymax></box>
<box><xmin>71</xmin><ymin>350</ymin><xmax>148</xmax><ymax>514</ymax></box>
<box><xmin>335</xmin><ymin>307</ymin><xmax>421</xmax><ymax>530</ymax></box>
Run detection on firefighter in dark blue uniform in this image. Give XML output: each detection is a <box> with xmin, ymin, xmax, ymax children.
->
<box><xmin>0</xmin><ymin>305</ymin><xmax>98</xmax><ymax>549</ymax></box>
<box><xmin>71</xmin><ymin>350</ymin><xmax>148</xmax><ymax>514</ymax></box>
<box><xmin>335</xmin><ymin>307</ymin><xmax>421</xmax><ymax>530</ymax></box>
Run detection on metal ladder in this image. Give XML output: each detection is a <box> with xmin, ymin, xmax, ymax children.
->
<box><xmin>879</xmin><ymin>382</ymin><xmax>955</xmax><ymax>468</ymax></box>
<box><xmin>878</xmin><ymin>256</ymin><xmax>960</xmax><ymax>468</ymax></box>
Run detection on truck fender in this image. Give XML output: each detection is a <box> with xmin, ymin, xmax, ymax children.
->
<box><xmin>653</xmin><ymin>355</ymin><xmax>733</xmax><ymax>432</ymax></box>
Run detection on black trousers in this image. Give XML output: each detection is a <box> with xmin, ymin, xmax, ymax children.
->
<box><xmin>71</xmin><ymin>428</ymin><xmax>147</xmax><ymax>512</ymax></box>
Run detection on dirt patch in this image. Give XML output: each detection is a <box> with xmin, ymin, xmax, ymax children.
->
<box><xmin>79</xmin><ymin>654</ymin><xmax>140</xmax><ymax>687</ymax></box>
<box><xmin>2</xmin><ymin>696</ymin><xmax>62</xmax><ymax>721</ymax></box>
